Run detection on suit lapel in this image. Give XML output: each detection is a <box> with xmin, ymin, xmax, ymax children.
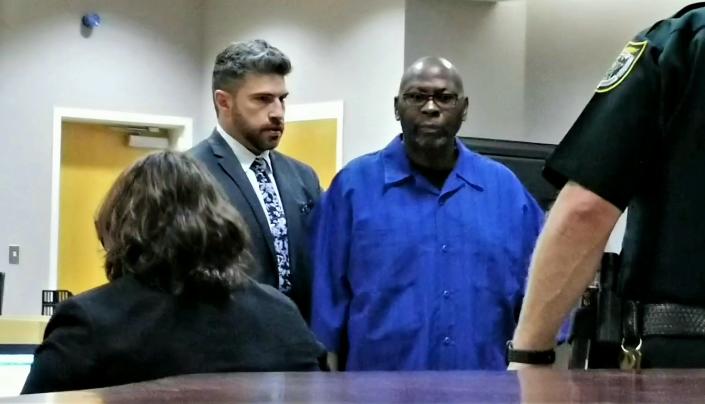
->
<box><xmin>207</xmin><ymin>132</ymin><xmax>276</xmax><ymax>259</ymax></box>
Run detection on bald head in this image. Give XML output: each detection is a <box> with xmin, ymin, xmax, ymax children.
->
<box><xmin>399</xmin><ymin>57</ymin><xmax>464</xmax><ymax>94</ymax></box>
<box><xmin>394</xmin><ymin>56</ymin><xmax>469</xmax><ymax>171</ymax></box>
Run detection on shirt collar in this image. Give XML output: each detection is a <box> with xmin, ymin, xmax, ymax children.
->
<box><xmin>216</xmin><ymin>123</ymin><xmax>272</xmax><ymax>172</ymax></box>
<box><xmin>381</xmin><ymin>134</ymin><xmax>484</xmax><ymax>191</ymax></box>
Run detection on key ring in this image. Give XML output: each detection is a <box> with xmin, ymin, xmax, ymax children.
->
<box><xmin>621</xmin><ymin>338</ymin><xmax>643</xmax><ymax>353</ymax></box>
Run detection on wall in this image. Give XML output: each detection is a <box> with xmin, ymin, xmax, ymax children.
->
<box><xmin>405</xmin><ymin>0</ymin><xmax>528</xmax><ymax>141</ymax></box>
<box><xmin>0</xmin><ymin>0</ymin><xmax>204</xmax><ymax>314</ymax></box>
<box><xmin>199</xmin><ymin>0</ymin><xmax>406</xmax><ymax>163</ymax></box>
<box><xmin>525</xmin><ymin>0</ymin><xmax>696</xmax><ymax>144</ymax></box>
<box><xmin>406</xmin><ymin>0</ymin><xmax>696</xmax><ymax>144</ymax></box>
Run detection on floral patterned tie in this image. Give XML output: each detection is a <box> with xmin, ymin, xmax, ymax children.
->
<box><xmin>250</xmin><ymin>157</ymin><xmax>291</xmax><ymax>292</ymax></box>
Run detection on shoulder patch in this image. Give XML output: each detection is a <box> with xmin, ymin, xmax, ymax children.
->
<box><xmin>596</xmin><ymin>40</ymin><xmax>648</xmax><ymax>93</ymax></box>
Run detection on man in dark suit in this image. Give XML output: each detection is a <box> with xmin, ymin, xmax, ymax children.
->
<box><xmin>190</xmin><ymin>39</ymin><xmax>321</xmax><ymax>321</ymax></box>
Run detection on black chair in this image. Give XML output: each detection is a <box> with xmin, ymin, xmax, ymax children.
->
<box><xmin>0</xmin><ymin>272</ymin><xmax>5</xmax><ymax>315</ymax></box>
<box><xmin>41</xmin><ymin>289</ymin><xmax>73</xmax><ymax>316</ymax></box>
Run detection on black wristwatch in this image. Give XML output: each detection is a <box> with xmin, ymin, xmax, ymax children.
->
<box><xmin>506</xmin><ymin>341</ymin><xmax>555</xmax><ymax>365</ymax></box>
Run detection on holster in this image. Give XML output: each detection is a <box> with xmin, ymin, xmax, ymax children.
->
<box><xmin>595</xmin><ymin>253</ymin><xmax>623</xmax><ymax>345</ymax></box>
<box><xmin>569</xmin><ymin>253</ymin><xmax>705</xmax><ymax>369</ymax></box>
<box><xmin>569</xmin><ymin>253</ymin><xmax>623</xmax><ymax>369</ymax></box>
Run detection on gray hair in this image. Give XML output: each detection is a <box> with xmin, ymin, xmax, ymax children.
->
<box><xmin>212</xmin><ymin>39</ymin><xmax>291</xmax><ymax>94</ymax></box>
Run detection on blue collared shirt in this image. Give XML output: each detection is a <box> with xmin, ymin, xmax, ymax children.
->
<box><xmin>311</xmin><ymin>135</ymin><xmax>545</xmax><ymax>370</ymax></box>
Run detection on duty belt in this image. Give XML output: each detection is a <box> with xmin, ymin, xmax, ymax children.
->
<box><xmin>642</xmin><ymin>303</ymin><xmax>705</xmax><ymax>337</ymax></box>
<box><xmin>622</xmin><ymin>302</ymin><xmax>705</xmax><ymax>338</ymax></box>
<box><xmin>619</xmin><ymin>302</ymin><xmax>705</xmax><ymax>370</ymax></box>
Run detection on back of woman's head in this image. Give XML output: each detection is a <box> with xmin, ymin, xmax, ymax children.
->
<box><xmin>95</xmin><ymin>151</ymin><xmax>250</xmax><ymax>298</ymax></box>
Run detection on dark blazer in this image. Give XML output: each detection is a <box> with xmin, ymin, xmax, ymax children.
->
<box><xmin>21</xmin><ymin>274</ymin><xmax>325</xmax><ymax>394</ymax></box>
<box><xmin>189</xmin><ymin>131</ymin><xmax>321</xmax><ymax>321</ymax></box>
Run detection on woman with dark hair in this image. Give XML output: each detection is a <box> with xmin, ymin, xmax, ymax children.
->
<box><xmin>22</xmin><ymin>151</ymin><xmax>325</xmax><ymax>394</ymax></box>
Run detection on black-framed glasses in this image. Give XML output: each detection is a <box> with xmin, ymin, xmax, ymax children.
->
<box><xmin>402</xmin><ymin>92</ymin><xmax>460</xmax><ymax>109</ymax></box>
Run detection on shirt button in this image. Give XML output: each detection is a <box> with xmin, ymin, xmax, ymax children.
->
<box><xmin>443</xmin><ymin>337</ymin><xmax>452</xmax><ymax>346</ymax></box>
<box><xmin>441</xmin><ymin>244</ymin><xmax>448</xmax><ymax>252</ymax></box>
<box><xmin>439</xmin><ymin>199</ymin><xmax>445</xmax><ymax>206</ymax></box>
<box><xmin>442</xmin><ymin>290</ymin><xmax>450</xmax><ymax>298</ymax></box>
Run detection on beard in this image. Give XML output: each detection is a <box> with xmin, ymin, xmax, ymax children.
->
<box><xmin>402</xmin><ymin>122</ymin><xmax>455</xmax><ymax>152</ymax></box>
<box><xmin>231</xmin><ymin>109</ymin><xmax>284</xmax><ymax>153</ymax></box>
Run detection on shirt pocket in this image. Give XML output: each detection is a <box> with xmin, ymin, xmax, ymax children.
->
<box><xmin>349</xmin><ymin>227</ymin><xmax>419</xmax><ymax>289</ymax></box>
<box><xmin>358</xmin><ymin>285</ymin><xmax>423</xmax><ymax>340</ymax></box>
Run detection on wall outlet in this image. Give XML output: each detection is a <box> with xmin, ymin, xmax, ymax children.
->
<box><xmin>9</xmin><ymin>245</ymin><xmax>19</xmax><ymax>265</ymax></box>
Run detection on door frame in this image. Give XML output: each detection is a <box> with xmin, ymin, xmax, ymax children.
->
<box><xmin>48</xmin><ymin>107</ymin><xmax>193</xmax><ymax>289</ymax></box>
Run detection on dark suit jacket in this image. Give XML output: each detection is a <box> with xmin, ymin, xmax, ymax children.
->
<box><xmin>21</xmin><ymin>274</ymin><xmax>325</xmax><ymax>394</ymax></box>
<box><xmin>189</xmin><ymin>131</ymin><xmax>321</xmax><ymax>321</ymax></box>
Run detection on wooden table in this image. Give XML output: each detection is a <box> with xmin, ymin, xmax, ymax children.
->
<box><xmin>3</xmin><ymin>368</ymin><xmax>702</xmax><ymax>403</ymax></box>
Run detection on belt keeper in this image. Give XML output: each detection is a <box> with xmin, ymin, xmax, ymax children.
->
<box><xmin>622</xmin><ymin>300</ymin><xmax>641</xmax><ymax>346</ymax></box>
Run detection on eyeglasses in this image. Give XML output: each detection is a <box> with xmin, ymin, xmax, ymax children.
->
<box><xmin>402</xmin><ymin>92</ymin><xmax>460</xmax><ymax>109</ymax></box>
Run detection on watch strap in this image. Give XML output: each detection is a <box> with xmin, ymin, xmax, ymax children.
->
<box><xmin>506</xmin><ymin>341</ymin><xmax>555</xmax><ymax>365</ymax></box>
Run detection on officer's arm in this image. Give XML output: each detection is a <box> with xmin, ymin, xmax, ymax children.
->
<box><xmin>510</xmin><ymin>181</ymin><xmax>621</xmax><ymax>358</ymax></box>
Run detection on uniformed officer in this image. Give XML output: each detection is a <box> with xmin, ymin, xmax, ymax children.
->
<box><xmin>507</xmin><ymin>3</ymin><xmax>705</xmax><ymax>369</ymax></box>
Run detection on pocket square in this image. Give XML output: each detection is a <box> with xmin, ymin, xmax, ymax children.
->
<box><xmin>299</xmin><ymin>200</ymin><xmax>314</xmax><ymax>215</ymax></box>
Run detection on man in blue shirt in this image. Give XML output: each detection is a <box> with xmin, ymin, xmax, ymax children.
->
<box><xmin>310</xmin><ymin>57</ymin><xmax>545</xmax><ymax>370</ymax></box>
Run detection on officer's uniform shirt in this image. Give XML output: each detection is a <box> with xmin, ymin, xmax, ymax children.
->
<box><xmin>545</xmin><ymin>3</ymin><xmax>705</xmax><ymax>307</ymax></box>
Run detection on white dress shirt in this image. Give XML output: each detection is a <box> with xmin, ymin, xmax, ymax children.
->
<box><xmin>216</xmin><ymin>123</ymin><xmax>285</xmax><ymax>225</ymax></box>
